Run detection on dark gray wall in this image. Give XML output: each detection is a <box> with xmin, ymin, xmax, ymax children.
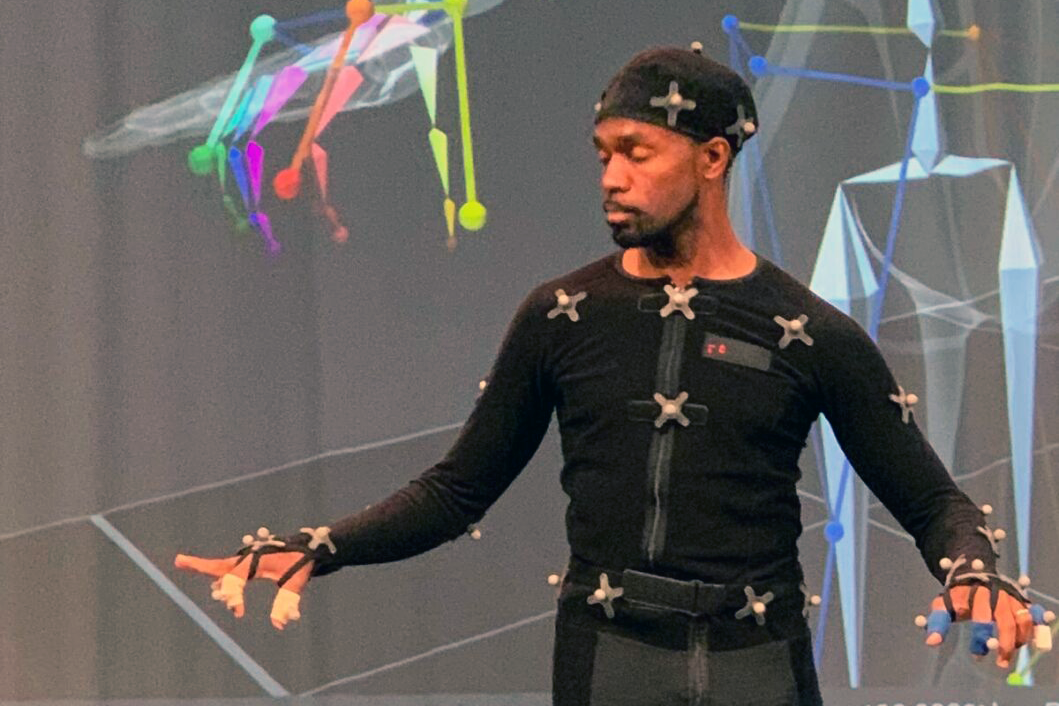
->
<box><xmin>1</xmin><ymin>0</ymin><xmax>1057</xmax><ymax>701</ymax></box>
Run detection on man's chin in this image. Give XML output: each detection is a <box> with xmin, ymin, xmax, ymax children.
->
<box><xmin>610</xmin><ymin>226</ymin><xmax>649</xmax><ymax>250</ymax></box>
<box><xmin>612</xmin><ymin>227</ymin><xmax>668</xmax><ymax>251</ymax></box>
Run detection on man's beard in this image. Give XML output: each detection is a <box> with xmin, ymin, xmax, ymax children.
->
<box><xmin>609</xmin><ymin>194</ymin><xmax>698</xmax><ymax>262</ymax></box>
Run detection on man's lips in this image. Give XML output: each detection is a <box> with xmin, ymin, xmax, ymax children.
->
<box><xmin>604</xmin><ymin>203</ymin><xmax>637</xmax><ymax>221</ymax></box>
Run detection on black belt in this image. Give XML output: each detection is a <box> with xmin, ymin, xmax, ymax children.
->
<box><xmin>566</xmin><ymin>557</ymin><xmax>802</xmax><ymax>617</ymax></box>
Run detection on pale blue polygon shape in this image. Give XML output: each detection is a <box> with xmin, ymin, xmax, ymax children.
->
<box><xmin>912</xmin><ymin>57</ymin><xmax>944</xmax><ymax>172</ymax></box>
<box><xmin>846</xmin><ymin>159</ymin><xmax>930</xmax><ymax>185</ymax></box>
<box><xmin>919</xmin><ymin>323</ymin><xmax>970</xmax><ymax>469</ymax></box>
<box><xmin>840</xmin><ymin>155</ymin><xmax>1019</xmax><ymax>472</ymax></box>
<box><xmin>847</xmin><ymin>155</ymin><xmax>1010</xmax><ymax>185</ymax></box>
<box><xmin>1000</xmin><ymin>171</ymin><xmax>1043</xmax><ymax>273</ymax></box>
<box><xmin>817</xmin><ymin>422</ymin><xmax>868</xmax><ymax>688</ymax></box>
<box><xmin>932</xmin><ymin>155</ymin><xmax>1009</xmax><ymax>176</ymax></box>
<box><xmin>811</xmin><ymin>187</ymin><xmax>879</xmax><ymax>308</ymax></box>
<box><xmin>907</xmin><ymin>0</ymin><xmax>938</xmax><ymax>47</ymax></box>
<box><xmin>726</xmin><ymin>13</ymin><xmax>1047</xmax><ymax>684</ymax></box>
<box><xmin>998</xmin><ymin>170</ymin><xmax>1042</xmax><ymax>580</ymax></box>
<box><xmin>811</xmin><ymin>151</ymin><xmax>1023</xmax><ymax>686</ymax></box>
<box><xmin>915</xmin><ymin>323</ymin><xmax>970</xmax><ymax>470</ymax></box>
<box><xmin>860</xmin><ymin>234</ymin><xmax>994</xmax><ymax>469</ymax></box>
<box><xmin>810</xmin><ymin>197</ymin><xmax>877</xmax><ymax>688</ymax></box>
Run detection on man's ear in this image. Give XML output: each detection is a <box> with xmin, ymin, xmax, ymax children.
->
<box><xmin>696</xmin><ymin>136</ymin><xmax>732</xmax><ymax>181</ymax></box>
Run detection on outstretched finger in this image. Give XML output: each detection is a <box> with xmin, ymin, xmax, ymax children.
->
<box><xmin>949</xmin><ymin>585</ymin><xmax>973</xmax><ymax>619</ymax></box>
<box><xmin>924</xmin><ymin>595</ymin><xmax>951</xmax><ymax>646</ymax></box>
<box><xmin>1014</xmin><ymin>603</ymin><xmax>1035</xmax><ymax>647</ymax></box>
<box><xmin>969</xmin><ymin>586</ymin><xmax>997</xmax><ymax>659</ymax></box>
<box><xmin>268</xmin><ymin>559</ymin><xmax>313</xmax><ymax>630</ymax></box>
<box><xmin>995</xmin><ymin>597</ymin><xmax>1016</xmax><ymax>667</ymax></box>
<box><xmin>174</xmin><ymin>554</ymin><xmax>242</xmax><ymax>578</ymax></box>
<box><xmin>212</xmin><ymin>573</ymin><xmax>247</xmax><ymax>619</ymax></box>
<box><xmin>271</xmin><ymin>587</ymin><xmax>302</xmax><ymax>630</ymax></box>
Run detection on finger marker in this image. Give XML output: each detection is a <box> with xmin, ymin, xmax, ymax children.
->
<box><xmin>214</xmin><ymin>574</ymin><xmax>247</xmax><ymax>612</ymax></box>
<box><xmin>270</xmin><ymin>587</ymin><xmax>302</xmax><ymax>630</ymax></box>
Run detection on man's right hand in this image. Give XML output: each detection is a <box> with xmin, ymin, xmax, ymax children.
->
<box><xmin>174</xmin><ymin>550</ymin><xmax>314</xmax><ymax>630</ymax></box>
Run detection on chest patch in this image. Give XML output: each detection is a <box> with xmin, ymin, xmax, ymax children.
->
<box><xmin>701</xmin><ymin>333</ymin><xmax>772</xmax><ymax>372</ymax></box>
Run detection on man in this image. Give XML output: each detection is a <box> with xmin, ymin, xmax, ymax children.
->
<box><xmin>177</xmin><ymin>45</ymin><xmax>1046</xmax><ymax>705</ymax></box>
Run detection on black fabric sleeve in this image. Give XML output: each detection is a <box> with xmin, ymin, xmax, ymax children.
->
<box><xmin>811</xmin><ymin>308</ymin><xmax>995</xmax><ymax>585</ymax></box>
<box><xmin>307</xmin><ymin>292</ymin><xmax>556</xmax><ymax>577</ymax></box>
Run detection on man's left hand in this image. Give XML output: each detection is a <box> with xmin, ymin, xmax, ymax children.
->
<box><xmin>923</xmin><ymin>584</ymin><xmax>1034</xmax><ymax>668</ymax></box>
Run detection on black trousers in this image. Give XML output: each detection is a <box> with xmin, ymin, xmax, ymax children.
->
<box><xmin>552</xmin><ymin>561</ymin><xmax>823</xmax><ymax>706</ymax></box>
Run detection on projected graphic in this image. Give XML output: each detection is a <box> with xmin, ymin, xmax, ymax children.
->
<box><xmin>724</xmin><ymin>0</ymin><xmax>1058</xmax><ymax>688</ymax></box>
<box><xmin>8</xmin><ymin>1</ymin><xmax>1054</xmax><ymax>702</ymax></box>
<box><xmin>84</xmin><ymin>0</ymin><xmax>501</xmax><ymax>252</ymax></box>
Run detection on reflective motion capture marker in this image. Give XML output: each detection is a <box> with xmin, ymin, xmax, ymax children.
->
<box><xmin>773</xmin><ymin>314</ymin><xmax>813</xmax><ymax>348</ymax></box>
<box><xmin>724</xmin><ymin>104</ymin><xmax>756</xmax><ymax>147</ymax></box>
<box><xmin>300</xmin><ymin>525</ymin><xmax>337</xmax><ymax>554</ymax></box>
<box><xmin>735</xmin><ymin>585</ymin><xmax>774</xmax><ymax>626</ymax></box>
<box><xmin>587</xmin><ymin>573</ymin><xmax>624</xmax><ymax>619</ymax></box>
<box><xmin>888</xmin><ymin>385</ymin><xmax>919</xmax><ymax>423</ymax></box>
<box><xmin>652</xmin><ymin>391</ymin><xmax>691</xmax><ymax>428</ymax></box>
<box><xmin>649</xmin><ymin>81</ymin><xmax>696</xmax><ymax>127</ymax></box>
<box><xmin>801</xmin><ymin>584</ymin><xmax>823</xmax><ymax>618</ymax></box>
<box><xmin>660</xmin><ymin>284</ymin><xmax>698</xmax><ymax>319</ymax></box>
<box><xmin>547</xmin><ymin>289</ymin><xmax>587</xmax><ymax>322</ymax></box>
<box><xmin>243</xmin><ymin>526</ymin><xmax>287</xmax><ymax>551</ymax></box>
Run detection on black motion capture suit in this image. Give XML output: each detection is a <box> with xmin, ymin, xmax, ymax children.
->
<box><xmin>278</xmin><ymin>47</ymin><xmax>998</xmax><ymax>705</ymax></box>
<box><xmin>298</xmin><ymin>253</ymin><xmax>995</xmax><ymax>704</ymax></box>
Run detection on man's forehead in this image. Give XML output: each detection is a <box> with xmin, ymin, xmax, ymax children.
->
<box><xmin>593</xmin><ymin>118</ymin><xmax>669</xmax><ymax>145</ymax></box>
<box><xmin>593</xmin><ymin>118</ymin><xmax>690</xmax><ymax>148</ymax></box>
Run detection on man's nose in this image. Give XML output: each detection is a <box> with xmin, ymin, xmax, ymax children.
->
<box><xmin>601</xmin><ymin>158</ymin><xmax>630</xmax><ymax>193</ymax></box>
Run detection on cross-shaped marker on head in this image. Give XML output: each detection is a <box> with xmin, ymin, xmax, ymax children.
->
<box><xmin>547</xmin><ymin>289</ymin><xmax>587</xmax><ymax>322</ymax></box>
<box><xmin>725</xmin><ymin>104</ymin><xmax>756</xmax><ymax>148</ymax></box>
<box><xmin>649</xmin><ymin>81</ymin><xmax>696</xmax><ymax>127</ymax></box>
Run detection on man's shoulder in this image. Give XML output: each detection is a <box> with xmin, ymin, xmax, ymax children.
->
<box><xmin>756</xmin><ymin>258</ymin><xmax>863</xmax><ymax>331</ymax></box>
<box><xmin>523</xmin><ymin>253</ymin><xmax>618</xmax><ymax>305</ymax></box>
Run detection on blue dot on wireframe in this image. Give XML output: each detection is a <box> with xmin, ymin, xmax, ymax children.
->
<box><xmin>825</xmin><ymin>521</ymin><xmax>845</xmax><ymax>543</ymax></box>
<box><xmin>912</xmin><ymin>77</ymin><xmax>931</xmax><ymax>98</ymax></box>
<box><xmin>748</xmin><ymin>56</ymin><xmax>768</xmax><ymax>76</ymax></box>
<box><xmin>722</xmin><ymin>15</ymin><xmax>739</xmax><ymax>33</ymax></box>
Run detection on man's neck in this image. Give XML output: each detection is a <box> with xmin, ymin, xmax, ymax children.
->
<box><xmin>621</xmin><ymin>220</ymin><xmax>756</xmax><ymax>287</ymax></box>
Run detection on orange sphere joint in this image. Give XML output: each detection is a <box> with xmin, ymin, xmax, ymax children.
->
<box><xmin>274</xmin><ymin>167</ymin><xmax>302</xmax><ymax>200</ymax></box>
<box><xmin>967</xmin><ymin>24</ymin><xmax>980</xmax><ymax>41</ymax></box>
<box><xmin>346</xmin><ymin>0</ymin><xmax>375</xmax><ymax>25</ymax></box>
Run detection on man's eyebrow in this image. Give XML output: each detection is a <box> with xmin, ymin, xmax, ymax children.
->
<box><xmin>592</xmin><ymin>133</ymin><xmax>649</xmax><ymax>149</ymax></box>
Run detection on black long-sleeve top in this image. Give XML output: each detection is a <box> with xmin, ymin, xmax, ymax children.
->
<box><xmin>309</xmin><ymin>253</ymin><xmax>994</xmax><ymax>586</ymax></box>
